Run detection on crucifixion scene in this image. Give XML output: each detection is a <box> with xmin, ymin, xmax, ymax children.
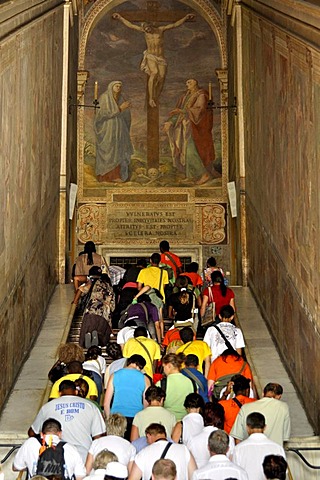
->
<box><xmin>83</xmin><ymin>0</ymin><xmax>222</xmax><ymax>191</ymax></box>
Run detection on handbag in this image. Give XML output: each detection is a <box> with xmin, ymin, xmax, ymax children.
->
<box><xmin>202</xmin><ymin>287</ymin><xmax>216</xmax><ymax>327</ymax></box>
<box><xmin>48</xmin><ymin>360</ymin><xmax>67</xmax><ymax>383</ymax></box>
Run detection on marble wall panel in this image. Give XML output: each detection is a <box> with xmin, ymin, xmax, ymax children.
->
<box><xmin>0</xmin><ymin>5</ymin><xmax>64</xmax><ymax>409</ymax></box>
<box><xmin>241</xmin><ymin>7</ymin><xmax>320</xmax><ymax>431</ymax></box>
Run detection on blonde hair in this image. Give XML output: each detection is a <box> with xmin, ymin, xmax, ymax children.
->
<box><xmin>57</xmin><ymin>343</ymin><xmax>85</xmax><ymax>364</ymax></box>
<box><xmin>106</xmin><ymin>413</ymin><xmax>127</xmax><ymax>437</ymax></box>
<box><xmin>162</xmin><ymin>353</ymin><xmax>185</xmax><ymax>371</ymax></box>
<box><xmin>93</xmin><ymin>450</ymin><xmax>118</xmax><ymax>470</ymax></box>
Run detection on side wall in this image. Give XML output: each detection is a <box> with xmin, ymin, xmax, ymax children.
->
<box><xmin>0</xmin><ymin>0</ymin><xmax>65</xmax><ymax>409</ymax></box>
<box><xmin>237</xmin><ymin>0</ymin><xmax>320</xmax><ymax>431</ymax></box>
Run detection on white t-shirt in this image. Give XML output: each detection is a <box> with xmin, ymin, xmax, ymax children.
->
<box><xmin>88</xmin><ymin>435</ymin><xmax>136</xmax><ymax>467</ymax></box>
<box><xmin>181</xmin><ymin>413</ymin><xmax>204</xmax><ymax>447</ymax></box>
<box><xmin>192</xmin><ymin>454</ymin><xmax>248</xmax><ymax>480</ymax></box>
<box><xmin>31</xmin><ymin>396</ymin><xmax>106</xmax><ymax>461</ymax></box>
<box><xmin>232</xmin><ymin>432</ymin><xmax>286</xmax><ymax>480</ymax></box>
<box><xmin>117</xmin><ymin>326</ymin><xmax>136</xmax><ymax>345</ymax></box>
<box><xmin>13</xmin><ymin>436</ymin><xmax>86</xmax><ymax>478</ymax></box>
<box><xmin>203</xmin><ymin>322</ymin><xmax>245</xmax><ymax>360</ymax></box>
<box><xmin>188</xmin><ymin>426</ymin><xmax>234</xmax><ymax>469</ymax></box>
<box><xmin>134</xmin><ymin>440</ymin><xmax>191</xmax><ymax>480</ymax></box>
<box><xmin>83</xmin><ymin>356</ymin><xmax>106</xmax><ymax>376</ymax></box>
<box><xmin>104</xmin><ymin>358</ymin><xmax>127</xmax><ymax>388</ymax></box>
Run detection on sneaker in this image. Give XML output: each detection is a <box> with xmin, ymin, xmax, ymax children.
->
<box><xmin>85</xmin><ymin>332</ymin><xmax>92</xmax><ymax>349</ymax></box>
<box><xmin>91</xmin><ymin>330</ymin><xmax>99</xmax><ymax>346</ymax></box>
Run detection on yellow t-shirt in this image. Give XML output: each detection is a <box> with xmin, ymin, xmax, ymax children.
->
<box><xmin>49</xmin><ymin>373</ymin><xmax>98</xmax><ymax>399</ymax></box>
<box><xmin>123</xmin><ymin>336</ymin><xmax>161</xmax><ymax>378</ymax></box>
<box><xmin>137</xmin><ymin>266</ymin><xmax>169</xmax><ymax>300</ymax></box>
<box><xmin>175</xmin><ymin>340</ymin><xmax>212</xmax><ymax>373</ymax></box>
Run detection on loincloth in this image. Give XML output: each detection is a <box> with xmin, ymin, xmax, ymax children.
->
<box><xmin>140</xmin><ymin>50</ymin><xmax>167</xmax><ymax>75</ymax></box>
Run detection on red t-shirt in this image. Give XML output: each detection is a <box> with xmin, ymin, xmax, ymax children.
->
<box><xmin>203</xmin><ymin>285</ymin><xmax>235</xmax><ymax>315</ymax></box>
<box><xmin>160</xmin><ymin>252</ymin><xmax>182</xmax><ymax>278</ymax></box>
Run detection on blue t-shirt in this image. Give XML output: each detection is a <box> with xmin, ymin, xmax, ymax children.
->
<box><xmin>112</xmin><ymin>368</ymin><xmax>145</xmax><ymax>417</ymax></box>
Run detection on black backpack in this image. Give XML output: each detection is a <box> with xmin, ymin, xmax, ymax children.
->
<box><xmin>36</xmin><ymin>441</ymin><xmax>72</xmax><ymax>480</ymax></box>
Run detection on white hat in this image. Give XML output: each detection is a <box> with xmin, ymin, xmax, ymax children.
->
<box><xmin>105</xmin><ymin>462</ymin><xmax>128</xmax><ymax>478</ymax></box>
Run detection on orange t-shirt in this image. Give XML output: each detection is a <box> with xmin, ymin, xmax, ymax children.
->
<box><xmin>219</xmin><ymin>395</ymin><xmax>256</xmax><ymax>433</ymax></box>
<box><xmin>181</xmin><ymin>272</ymin><xmax>203</xmax><ymax>287</ymax></box>
<box><xmin>162</xmin><ymin>328</ymin><xmax>181</xmax><ymax>347</ymax></box>
<box><xmin>207</xmin><ymin>355</ymin><xmax>253</xmax><ymax>382</ymax></box>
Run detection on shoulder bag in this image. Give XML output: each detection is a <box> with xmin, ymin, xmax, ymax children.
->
<box><xmin>202</xmin><ymin>287</ymin><xmax>216</xmax><ymax>327</ymax></box>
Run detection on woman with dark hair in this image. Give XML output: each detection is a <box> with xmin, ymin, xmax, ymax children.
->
<box><xmin>157</xmin><ymin>353</ymin><xmax>195</xmax><ymax>421</ymax></box>
<box><xmin>171</xmin><ymin>393</ymin><xmax>205</xmax><ymax>446</ymax></box>
<box><xmin>188</xmin><ymin>402</ymin><xmax>235</xmax><ymax>469</ymax></box>
<box><xmin>200</xmin><ymin>270</ymin><xmax>235</xmax><ymax>319</ymax></box>
<box><xmin>167</xmin><ymin>276</ymin><xmax>200</xmax><ymax>330</ymax></box>
<box><xmin>203</xmin><ymin>257</ymin><xmax>226</xmax><ymax>286</ymax></box>
<box><xmin>73</xmin><ymin>241</ymin><xmax>108</xmax><ymax>290</ymax></box>
<box><xmin>207</xmin><ymin>348</ymin><xmax>253</xmax><ymax>400</ymax></box>
<box><xmin>83</xmin><ymin>346</ymin><xmax>106</xmax><ymax>404</ymax></box>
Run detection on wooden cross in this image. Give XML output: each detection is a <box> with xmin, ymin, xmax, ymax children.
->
<box><xmin>118</xmin><ymin>1</ymin><xmax>194</xmax><ymax>169</ymax></box>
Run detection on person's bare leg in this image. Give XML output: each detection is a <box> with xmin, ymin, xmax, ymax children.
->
<box><xmin>156</xmin><ymin>64</ymin><xmax>167</xmax><ymax>99</ymax></box>
<box><xmin>74</xmin><ymin>275</ymin><xmax>87</xmax><ymax>291</ymax></box>
<box><xmin>72</xmin><ymin>288</ymin><xmax>82</xmax><ymax>305</ymax></box>
<box><xmin>146</xmin><ymin>58</ymin><xmax>158</xmax><ymax>107</ymax></box>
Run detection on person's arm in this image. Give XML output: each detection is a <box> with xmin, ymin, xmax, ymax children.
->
<box><xmin>92</xmin><ymin>433</ymin><xmax>105</xmax><ymax>440</ymax></box>
<box><xmin>161</xmin><ymin>13</ymin><xmax>195</xmax><ymax>32</ymax></box>
<box><xmin>127</xmin><ymin>460</ymin><xmax>134</xmax><ymax>474</ymax></box>
<box><xmin>196</xmin><ymin>294</ymin><xmax>202</xmax><ymax>308</ymax></box>
<box><xmin>143</xmin><ymin>375</ymin><xmax>151</xmax><ymax>408</ymax></box>
<box><xmin>135</xmin><ymin>284</ymin><xmax>151</xmax><ymax>297</ymax></box>
<box><xmin>155</xmin><ymin>321</ymin><xmax>162</xmax><ymax>344</ymax></box>
<box><xmin>200</xmin><ymin>294</ymin><xmax>208</xmax><ymax>317</ymax></box>
<box><xmin>112</xmin><ymin>13</ymin><xmax>143</xmax><ymax>32</ymax></box>
<box><xmin>229</xmin><ymin>296</ymin><xmax>236</xmax><ymax>311</ymax></box>
<box><xmin>128</xmin><ymin>462</ymin><xmax>142</xmax><ymax>480</ymax></box>
<box><xmin>27</xmin><ymin>427</ymin><xmax>36</xmax><ymax>437</ymax></box>
<box><xmin>204</xmin><ymin>355</ymin><xmax>211</xmax><ymax>378</ymax></box>
<box><xmin>85</xmin><ymin>453</ymin><xmax>94</xmax><ymax>475</ymax></box>
<box><xmin>187</xmin><ymin>451</ymin><xmax>197</xmax><ymax>479</ymax></box>
<box><xmin>12</xmin><ymin>465</ymin><xmax>24</xmax><ymax>472</ymax></box>
<box><xmin>207</xmin><ymin>379</ymin><xmax>214</xmax><ymax>401</ymax></box>
<box><xmin>168</xmin><ymin>305</ymin><xmax>175</xmax><ymax>319</ymax></box>
<box><xmin>171</xmin><ymin>421</ymin><xmax>182</xmax><ymax>443</ymax></box>
<box><xmin>159</xmin><ymin>310</ymin><xmax>164</xmax><ymax>339</ymax></box>
<box><xmin>130</xmin><ymin>424</ymin><xmax>140</xmax><ymax>442</ymax></box>
<box><xmin>103</xmin><ymin>374</ymin><xmax>114</xmax><ymax>418</ymax></box>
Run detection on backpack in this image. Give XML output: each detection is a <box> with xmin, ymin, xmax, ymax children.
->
<box><xmin>159</xmin><ymin>262</ymin><xmax>175</xmax><ymax>286</ymax></box>
<box><xmin>36</xmin><ymin>441</ymin><xmax>72</xmax><ymax>480</ymax></box>
<box><xmin>118</xmin><ymin>302</ymin><xmax>149</xmax><ymax>329</ymax></box>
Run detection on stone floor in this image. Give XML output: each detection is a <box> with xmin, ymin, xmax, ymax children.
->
<box><xmin>0</xmin><ymin>284</ymin><xmax>319</xmax><ymax>479</ymax></box>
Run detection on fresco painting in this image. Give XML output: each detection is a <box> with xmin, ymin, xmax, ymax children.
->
<box><xmin>83</xmin><ymin>0</ymin><xmax>222</xmax><ymax>190</ymax></box>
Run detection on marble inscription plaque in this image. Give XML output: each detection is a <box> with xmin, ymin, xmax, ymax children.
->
<box><xmin>107</xmin><ymin>209</ymin><xmax>194</xmax><ymax>241</ymax></box>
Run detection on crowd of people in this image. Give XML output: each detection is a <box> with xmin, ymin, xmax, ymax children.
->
<box><xmin>13</xmin><ymin>240</ymin><xmax>290</xmax><ymax>480</ymax></box>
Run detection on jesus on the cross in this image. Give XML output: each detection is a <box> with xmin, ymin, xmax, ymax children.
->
<box><xmin>112</xmin><ymin>12</ymin><xmax>195</xmax><ymax>107</ymax></box>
